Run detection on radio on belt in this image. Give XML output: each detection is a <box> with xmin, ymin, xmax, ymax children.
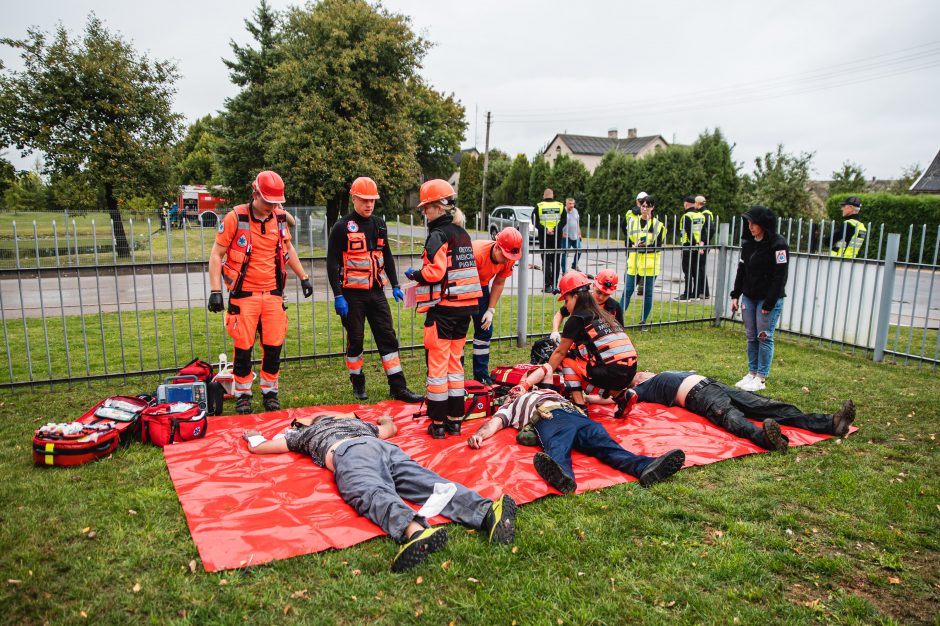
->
<box><xmin>157</xmin><ymin>375</ymin><xmax>208</xmax><ymax>410</ymax></box>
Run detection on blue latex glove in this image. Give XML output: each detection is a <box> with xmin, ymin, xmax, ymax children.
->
<box><xmin>334</xmin><ymin>295</ymin><xmax>348</xmax><ymax>317</ymax></box>
<box><xmin>404</xmin><ymin>266</ymin><xmax>416</xmax><ymax>280</ymax></box>
<box><xmin>392</xmin><ymin>287</ymin><xmax>404</xmax><ymax>302</ymax></box>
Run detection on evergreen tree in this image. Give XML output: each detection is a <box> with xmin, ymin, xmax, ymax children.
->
<box><xmin>689</xmin><ymin>128</ymin><xmax>740</xmax><ymax>220</ymax></box>
<box><xmin>528</xmin><ymin>156</ymin><xmax>551</xmax><ymax>205</ymax></box>
<box><xmin>548</xmin><ymin>154</ymin><xmax>590</xmax><ymax>209</ymax></box>
<box><xmin>494</xmin><ymin>154</ymin><xmax>531</xmax><ymax>207</ymax></box>
<box><xmin>457</xmin><ymin>153</ymin><xmax>481</xmax><ymax>217</ymax></box>
<box><xmin>586</xmin><ymin>151</ymin><xmax>638</xmax><ymax>219</ymax></box>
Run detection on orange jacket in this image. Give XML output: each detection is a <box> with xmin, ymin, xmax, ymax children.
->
<box><xmin>415</xmin><ymin>215</ymin><xmax>482</xmax><ymax>313</ymax></box>
<box><xmin>578</xmin><ymin>317</ymin><xmax>637</xmax><ymax>368</ymax></box>
<box><xmin>219</xmin><ymin>204</ymin><xmax>289</xmax><ymax>295</ymax></box>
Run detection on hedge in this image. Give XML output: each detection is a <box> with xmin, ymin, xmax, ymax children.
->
<box><xmin>826</xmin><ymin>192</ymin><xmax>940</xmax><ymax>262</ymax></box>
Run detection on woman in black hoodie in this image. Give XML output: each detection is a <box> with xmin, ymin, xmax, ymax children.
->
<box><xmin>729</xmin><ymin>206</ymin><xmax>788</xmax><ymax>392</ymax></box>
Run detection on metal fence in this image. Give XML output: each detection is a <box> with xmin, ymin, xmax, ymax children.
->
<box><xmin>0</xmin><ymin>210</ymin><xmax>937</xmax><ymax>388</ymax></box>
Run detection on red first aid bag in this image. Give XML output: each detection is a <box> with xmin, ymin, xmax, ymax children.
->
<box><xmin>33</xmin><ymin>396</ymin><xmax>149</xmax><ymax>467</ymax></box>
<box><xmin>141</xmin><ymin>403</ymin><xmax>208</xmax><ymax>448</ymax></box>
<box><xmin>490</xmin><ymin>364</ymin><xmax>566</xmax><ymax>393</ymax></box>
<box><xmin>177</xmin><ymin>358</ymin><xmax>214</xmax><ymax>382</ymax></box>
<box><xmin>411</xmin><ymin>380</ymin><xmax>497</xmax><ymax>422</ymax></box>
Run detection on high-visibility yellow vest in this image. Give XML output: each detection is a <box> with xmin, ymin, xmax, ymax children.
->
<box><xmin>536</xmin><ymin>201</ymin><xmax>564</xmax><ymax>230</ymax></box>
<box><xmin>627</xmin><ymin>216</ymin><xmax>666</xmax><ymax>276</ymax></box>
<box><xmin>830</xmin><ymin>218</ymin><xmax>867</xmax><ymax>259</ymax></box>
<box><xmin>680</xmin><ymin>210</ymin><xmax>706</xmax><ymax>245</ymax></box>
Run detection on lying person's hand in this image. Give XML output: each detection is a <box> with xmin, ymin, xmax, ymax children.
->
<box><xmin>467</xmin><ymin>433</ymin><xmax>484</xmax><ymax>449</ymax></box>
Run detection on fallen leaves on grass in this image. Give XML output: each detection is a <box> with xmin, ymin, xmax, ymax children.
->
<box><xmin>132</xmin><ymin>583</ymin><xmax>141</xmax><ymax>593</ymax></box>
<box><xmin>351</xmin><ymin>569</ymin><xmax>361</xmax><ymax>576</ymax></box>
<box><xmin>218</xmin><ymin>579</ymin><xmax>228</xmax><ymax>586</ymax></box>
<box><xmin>467</xmin><ymin>577</ymin><xmax>480</xmax><ymax>584</ymax></box>
<box><xmin>8</xmin><ymin>580</ymin><xmax>22</xmax><ymax>585</ymax></box>
<box><xmin>441</xmin><ymin>560</ymin><xmax>451</xmax><ymax>570</ymax></box>
<box><xmin>511</xmin><ymin>546</ymin><xmax>518</xmax><ymax>554</ymax></box>
<box><xmin>189</xmin><ymin>560</ymin><xmax>197</xmax><ymax>574</ymax></box>
<box><xmin>283</xmin><ymin>604</ymin><xmax>292</xmax><ymax>615</ymax></box>
<box><xmin>416</xmin><ymin>576</ymin><xmax>423</xmax><ymax>584</ymax></box>
<box><xmin>128</xmin><ymin>509</ymin><xmax>137</xmax><ymax>516</ymax></box>
<box><xmin>888</xmin><ymin>576</ymin><xmax>901</xmax><ymax>585</ymax></box>
<box><xmin>80</xmin><ymin>611</ymin><xmax>87</xmax><ymax>618</ymax></box>
<box><xmin>291</xmin><ymin>589</ymin><xmax>308</xmax><ymax>599</ymax></box>
<box><xmin>86</xmin><ymin>531</ymin><xmax>96</xmax><ymax>540</ymax></box>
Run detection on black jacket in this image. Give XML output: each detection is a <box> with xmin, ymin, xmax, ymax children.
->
<box><xmin>730</xmin><ymin>206</ymin><xmax>788</xmax><ymax>311</ymax></box>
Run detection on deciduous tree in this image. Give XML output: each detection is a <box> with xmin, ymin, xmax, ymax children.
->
<box><xmin>829</xmin><ymin>160</ymin><xmax>867</xmax><ymax>195</ymax></box>
<box><xmin>494</xmin><ymin>154</ymin><xmax>531</xmax><ymax>207</ymax></box>
<box><xmin>742</xmin><ymin>145</ymin><xmax>815</xmax><ymax>219</ymax></box>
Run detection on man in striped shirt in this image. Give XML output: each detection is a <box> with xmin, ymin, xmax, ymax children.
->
<box><xmin>467</xmin><ymin>376</ymin><xmax>685</xmax><ymax>493</ymax></box>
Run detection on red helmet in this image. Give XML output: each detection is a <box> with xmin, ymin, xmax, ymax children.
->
<box><xmin>350</xmin><ymin>177</ymin><xmax>380</xmax><ymax>199</ymax></box>
<box><xmin>495</xmin><ymin>227</ymin><xmax>523</xmax><ymax>261</ymax></box>
<box><xmin>418</xmin><ymin>179</ymin><xmax>456</xmax><ymax>208</ymax></box>
<box><xmin>252</xmin><ymin>171</ymin><xmax>286</xmax><ymax>204</ymax></box>
<box><xmin>557</xmin><ymin>271</ymin><xmax>592</xmax><ymax>301</ymax></box>
<box><xmin>595</xmin><ymin>269</ymin><xmax>619</xmax><ymax>295</ymax></box>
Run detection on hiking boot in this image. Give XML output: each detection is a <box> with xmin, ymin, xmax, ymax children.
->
<box><xmin>390</xmin><ymin>386</ymin><xmax>423</xmax><ymax>403</ymax></box>
<box><xmin>235</xmin><ymin>394</ymin><xmax>253</xmax><ymax>415</ymax></box>
<box><xmin>444</xmin><ymin>419</ymin><xmax>462</xmax><ymax>435</ymax></box>
<box><xmin>390</xmin><ymin>527</ymin><xmax>448</xmax><ymax>573</ymax></box>
<box><xmin>533</xmin><ymin>452</ymin><xmax>577</xmax><ymax>494</ymax></box>
<box><xmin>675</xmin><ymin>293</ymin><xmax>691</xmax><ymax>301</ymax></box>
<box><xmin>481</xmin><ymin>495</ymin><xmax>517</xmax><ymax>544</ymax></box>
<box><xmin>639</xmin><ymin>449</ymin><xmax>685</xmax><ymax>487</ymax></box>
<box><xmin>427</xmin><ymin>422</ymin><xmax>446</xmax><ymax>439</ymax></box>
<box><xmin>762</xmin><ymin>419</ymin><xmax>789</xmax><ymax>453</ymax></box>
<box><xmin>832</xmin><ymin>399</ymin><xmax>856</xmax><ymax>436</ymax></box>
<box><xmin>350</xmin><ymin>374</ymin><xmax>368</xmax><ymax>401</ymax></box>
<box><xmin>262</xmin><ymin>392</ymin><xmax>281</xmax><ymax>412</ymax></box>
<box><xmin>516</xmin><ymin>423</ymin><xmax>539</xmax><ymax>446</ymax></box>
<box><xmin>614</xmin><ymin>389</ymin><xmax>638</xmax><ymax>419</ymax></box>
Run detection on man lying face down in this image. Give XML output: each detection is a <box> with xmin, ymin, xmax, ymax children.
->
<box><xmin>467</xmin><ymin>381</ymin><xmax>685</xmax><ymax>494</ymax></box>
<box><xmin>243</xmin><ymin>412</ymin><xmax>517</xmax><ymax>572</ymax></box>
<box><xmin>629</xmin><ymin>371</ymin><xmax>856</xmax><ymax>452</ymax></box>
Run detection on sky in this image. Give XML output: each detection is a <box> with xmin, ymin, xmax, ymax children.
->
<box><xmin>2</xmin><ymin>0</ymin><xmax>939</xmax><ymax>180</ymax></box>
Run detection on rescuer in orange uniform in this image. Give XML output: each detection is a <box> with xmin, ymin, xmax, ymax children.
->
<box><xmin>208</xmin><ymin>171</ymin><xmax>312</xmax><ymax>414</ymax></box>
<box><xmin>327</xmin><ymin>176</ymin><xmax>423</xmax><ymax>403</ymax></box>
<box><xmin>405</xmin><ymin>179</ymin><xmax>483</xmax><ymax>438</ymax></box>
<box><xmin>467</xmin><ymin>227</ymin><xmax>521</xmax><ymax>383</ymax></box>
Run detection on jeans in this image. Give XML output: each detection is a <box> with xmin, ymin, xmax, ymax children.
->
<box><xmin>740</xmin><ymin>295</ymin><xmax>784</xmax><ymax>378</ymax></box>
<box><xmin>561</xmin><ymin>238</ymin><xmax>581</xmax><ymax>272</ymax></box>
<box><xmin>465</xmin><ymin>286</ymin><xmax>492</xmax><ymax>382</ymax></box>
<box><xmin>685</xmin><ymin>380</ymin><xmax>835</xmax><ymax>448</ymax></box>
<box><xmin>533</xmin><ymin>409</ymin><xmax>654</xmax><ymax>483</ymax></box>
<box><xmin>620</xmin><ymin>274</ymin><xmax>656</xmax><ymax>322</ymax></box>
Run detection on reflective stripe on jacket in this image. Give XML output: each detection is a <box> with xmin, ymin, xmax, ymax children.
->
<box><xmin>680</xmin><ymin>210</ymin><xmax>706</xmax><ymax>245</ymax></box>
<box><xmin>578</xmin><ymin>317</ymin><xmax>638</xmax><ymax>368</ymax></box>
<box><xmin>341</xmin><ymin>230</ymin><xmax>388</xmax><ymax>289</ymax></box>
<box><xmin>627</xmin><ymin>216</ymin><xmax>666</xmax><ymax>276</ymax></box>
<box><xmin>221</xmin><ymin>205</ymin><xmax>288</xmax><ymax>295</ymax></box>
<box><xmin>536</xmin><ymin>201</ymin><xmax>564</xmax><ymax>230</ymax></box>
<box><xmin>416</xmin><ymin>220</ymin><xmax>483</xmax><ymax>313</ymax></box>
<box><xmin>830</xmin><ymin>219</ymin><xmax>867</xmax><ymax>259</ymax></box>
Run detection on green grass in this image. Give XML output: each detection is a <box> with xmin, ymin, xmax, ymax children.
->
<box><xmin>1</xmin><ymin>326</ymin><xmax>938</xmax><ymax>624</ymax></box>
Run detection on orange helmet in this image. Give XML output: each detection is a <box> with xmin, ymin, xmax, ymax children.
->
<box><xmin>418</xmin><ymin>179</ymin><xmax>456</xmax><ymax>208</ymax></box>
<box><xmin>252</xmin><ymin>170</ymin><xmax>286</xmax><ymax>204</ymax></box>
<box><xmin>495</xmin><ymin>227</ymin><xmax>523</xmax><ymax>261</ymax></box>
<box><xmin>350</xmin><ymin>177</ymin><xmax>380</xmax><ymax>200</ymax></box>
<box><xmin>595</xmin><ymin>269</ymin><xmax>619</xmax><ymax>295</ymax></box>
<box><xmin>557</xmin><ymin>271</ymin><xmax>592</xmax><ymax>301</ymax></box>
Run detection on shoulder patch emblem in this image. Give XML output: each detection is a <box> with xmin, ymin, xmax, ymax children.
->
<box><xmin>237</xmin><ymin>234</ymin><xmax>248</xmax><ymax>248</ymax></box>
<box><xmin>217</xmin><ymin>221</ymin><xmax>225</xmax><ymax>233</ymax></box>
<box><xmin>775</xmin><ymin>250</ymin><xmax>788</xmax><ymax>264</ymax></box>
<box><xmin>347</xmin><ymin>221</ymin><xmax>359</xmax><ymax>232</ymax></box>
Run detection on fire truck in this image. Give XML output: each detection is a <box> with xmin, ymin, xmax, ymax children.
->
<box><xmin>178</xmin><ymin>185</ymin><xmax>228</xmax><ymax>227</ymax></box>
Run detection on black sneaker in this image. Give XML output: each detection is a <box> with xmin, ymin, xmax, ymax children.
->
<box><xmin>638</xmin><ymin>449</ymin><xmax>685</xmax><ymax>487</ymax></box>
<box><xmin>614</xmin><ymin>389</ymin><xmax>638</xmax><ymax>419</ymax></box>
<box><xmin>427</xmin><ymin>422</ymin><xmax>446</xmax><ymax>439</ymax></box>
<box><xmin>832</xmin><ymin>400</ymin><xmax>856</xmax><ymax>436</ymax></box>
<box><xmin>262</xmin><ymin>392</ymin><xmax>280</xmax><ymax>412</ymax></box>
<box><xmin>762</xmin><ymin>419</ymin><xmax>789</xmax><ymax>453</ymax></box>
<box><xmin>235</xmin><ymin>394</ymin><xmax>253</xmax><ymax>415</ymax></box>
<box><xmin>390</xmin><ymin>387</ymin><xmax>423</xmax><ymax>403</ymax></box>
<box><xmin>481</xmin><ymin>495</ymin><xmax>517</xmax><ymax>544</ymax></box>
<box><xmin>444</xmin><ymin>419</ymin><xmax>462</xmax><ymax>436</ymax></box>
<box><xmin>390</xmin><ymin>527</ymin><xmax>448</xmax><ymax>572</ymax></box>
<box><xmin>533</xmin><ymin>452</ymin><xmax>576</xmax><ymax>494</ymax></box>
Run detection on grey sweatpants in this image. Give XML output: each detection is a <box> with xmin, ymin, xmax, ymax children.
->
<box><xmin>332</xmin><ymin>437</ymin><xmax>492</xmax><ymax>543</ymax></box>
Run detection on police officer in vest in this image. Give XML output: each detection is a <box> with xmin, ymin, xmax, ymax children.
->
<box><xmin>678</xmin><ymin>195</ymin><xmax>706</xmax><ymax>301</ymax></box>
<box><xmin>831</xmin><ymin>196</ymin><xmax>867</xmax><ymax>259</ymax></box>
<box><xmin>533</xmin><ymin>188</ymin><xmax>566</xmax><ymax>293</ymax></box>
<box><xmin>327</xmin><ymin>177</ymin><xmax>423</xmax><ymax>403</ymax></box>
<box><xmin>694</xmin><ymin>194</ymin><xmax>713</xmax><ymax>299</ymax></box>
<box><xmin>208</xmin><ymin>171</ymin><xmax>313</xmax><ymax>414</ymax></box>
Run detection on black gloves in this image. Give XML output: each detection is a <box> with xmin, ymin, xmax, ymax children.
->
<box><xmin>301</xmin><ymin>278</ymin><xmax>313</xmax><ymax>298</ymax></box>
<box><xmin>208</xmin><ymin>291</ymin><xmax>224</xmax><ymax>313</ymax></box>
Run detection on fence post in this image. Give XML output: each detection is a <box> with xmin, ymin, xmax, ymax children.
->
<box><xmin>712</xmin><ymin>223</ymin><xmax>730</xmax><ymax>327</ymax></box>
<box><xmin>517</xmin><ymin>220</ymin><xmax>530</xmax><ymax>347</ymax></box>
<box><xmin>873</xmin><ymin>233</ymin><xmax>900</xmax><ymax>362</ymax></box>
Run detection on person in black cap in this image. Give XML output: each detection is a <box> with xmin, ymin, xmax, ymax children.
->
<box><xmin>831</xmin><ymin>196</ymin><xmax>867</xmax><ymax>259</ymax></box>
<box><xmin>677</xmin><ymin>195</ymin><xmax>705</xmax><ymax>300</ymax></box>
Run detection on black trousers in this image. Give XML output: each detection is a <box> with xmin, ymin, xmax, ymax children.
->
<box><xmin>341</xmin><ymin>288</ymin><xmax>401</xmax><ymax>377</ymax></box>
<box><xmin>685</xmin><ymin>380</ymin><xmax>835</xmax><ymax>448</ymax></box>
<box><xmin>680</xmin><ymin>248</ymin><xmax>699</xmax><ymax>297</ymax></box>
<box><xmin>696</xmin><ymin>250</ymin><xmax>709</xmax><ymax>297</ymax></box>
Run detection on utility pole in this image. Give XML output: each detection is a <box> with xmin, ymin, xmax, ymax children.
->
<box><xmin>480</xmin><ymin>111</ymin><xmax>492</xmax><ymax>232</ymax></box>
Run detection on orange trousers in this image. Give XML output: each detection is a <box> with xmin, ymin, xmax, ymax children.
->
<box><xmin>225</xmin><ymin>292</ymin><xmax>287</xmax><ymax>395</ymax></box>
<box><xmin>423</xmin><ymin>311</ymin><xmax>470</xmax><ymax>423</ymax></box>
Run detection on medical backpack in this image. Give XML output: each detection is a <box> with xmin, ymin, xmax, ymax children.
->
<box><xmin>140</xmin><ymin>402</ymin><xmax>208</xmax><ymax>448</ymax></box>
<box><xmin>32</xmin><ymin>396</ymin><xmax>150</xmax><ymax>467</ymax></box>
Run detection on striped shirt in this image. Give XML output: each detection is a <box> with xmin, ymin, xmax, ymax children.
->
<box><xmin>494</xmin><ymin>389</ymin><xmax>566</xmax><ymax>430</ymax></box>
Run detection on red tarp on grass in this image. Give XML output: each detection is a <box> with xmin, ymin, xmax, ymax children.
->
<box><xmin>164</xmin><ymin>400</ymin><xmax>853</xmax><ymax>572</ymax></box>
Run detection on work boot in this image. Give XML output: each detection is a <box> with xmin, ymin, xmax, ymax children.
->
<box><xmin>350</xmin><ymin>374</ymin><xmax>368</xmax><ymax>401</ymax></box>
<box><xmin>390</xmin><ymin>384</ymin><xmax>423</xmax><ymax>404</ymax></box>
<box><xmin>832</xmin><ymin>399</ymin><xmax>856</xmax><ymax>436</ymax></box>
<box><xmin>638</xmin><ymin>449</ymin><xmax>685</xmax><ymax>487</ymax></box>
<box><xmin>533</xmin><ymin>452</ymin><xmax>577</xmax><ymax>494</ymax></box>
<box><xmin>762</xmin><ymin>419</ymin><xmax>789</xmax><ymax>453</ymax></box>
<box><xmin>613</xmin><ymin>389</ymin><xmax>638</xmax><ymax>419</ymax></box>
<box><xmin>262</xmin><ymin>392</ymin><xmax>280</xmax><ymax>412</ymax></box>
<box><xmin>235</xmin><ymin>394</ymin><xmax>253</xmax><ymax>415</ymax></box>
<box><xmin>444</xmin><ymin>418</ymin><xmax>462</xmax><ymax>436</ymax></box>
<box><xmin>427</xmin><ymin>422</ymin><xmax>446</xmax><ymax>439</ymax></box>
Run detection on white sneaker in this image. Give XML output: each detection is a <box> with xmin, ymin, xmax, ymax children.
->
<box><xmin>734</xmin><ymin>373</ymin><xmax>756</xmax><ymax>389</ymax></box>
<box><xmin>742</xmin><ymin>377</ymin><xmax>766</xmax><ymax>392</ymax></box>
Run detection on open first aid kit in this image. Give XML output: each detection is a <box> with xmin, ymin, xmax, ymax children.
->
<box><xmin>33</xmin><ymin>396</ymin><xmax>150</xmax><ymax>467</ymax></box>
<box><xmin>141</xmin><ymin>402</ymin><xmax>208</xmax><ymax>448</ymax></box>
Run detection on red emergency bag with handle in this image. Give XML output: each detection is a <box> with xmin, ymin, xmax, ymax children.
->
<box><xmin>411</xmin><ymin>381</ymin><xmax>497</xmax><ymax>423</ymax></box>
<box><xmin>141</xmin><ymin>403</ymin><xmax>208</xmax><ymax>448</ymax></box>
<box><xmin>490</xmin><ymin>364</ymin><xmax>567</xmax><ymax>394</ymax></box>
<box><xmin>33</xmin><ymin>396</ymin><xmax>150</xmax><ymax>467</ymax></box>
<box><xmin>177</xmin><ymin>358</ymin><xmax>214</xmax><ymax>382</ymax></box>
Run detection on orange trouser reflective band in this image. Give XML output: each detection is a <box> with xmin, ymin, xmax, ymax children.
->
<box><xmin>559</xmin><ymin>355</ymin><xmax>607</xmax><ymax>396</ymax></box>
